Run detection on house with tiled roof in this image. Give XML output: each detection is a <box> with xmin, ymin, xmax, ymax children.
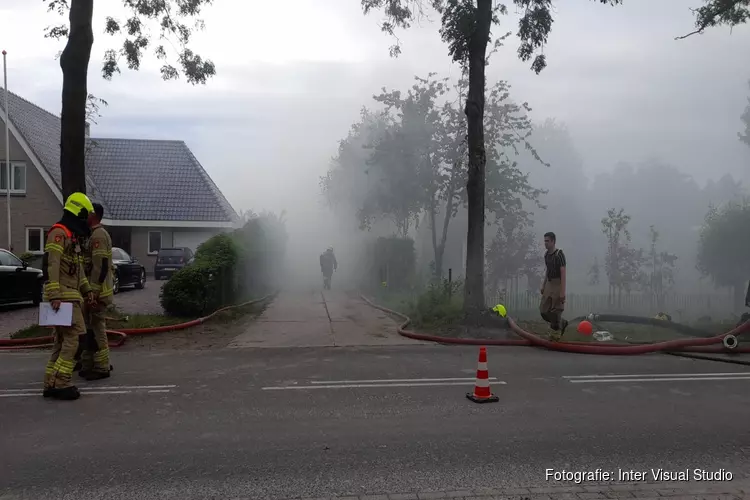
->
<box><xmin>0</xmin><ymin>89</ymin><xmax>237</xmax><ymax>272</ymax></box>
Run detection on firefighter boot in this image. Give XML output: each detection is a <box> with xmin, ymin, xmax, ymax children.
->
<box><xmin>45</xmin><ymin>386</ymin><xmax>81</xmax><ymax>401</ymax></box>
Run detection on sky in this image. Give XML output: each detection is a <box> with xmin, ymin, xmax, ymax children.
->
<box><xmin>0</xmin><ymin>0</ymin><xmax>749</xmax><ymax>218</ymax></box>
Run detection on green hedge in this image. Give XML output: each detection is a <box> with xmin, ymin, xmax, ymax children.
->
<box><xmin>363</xmin><ymin>236</ymin><xmax>416</xmax><ymax>292</ymax></box>
<box><xmin>160</xmin><ymin>212</ymin><xmax>287</xmax><ymax>317</ymax></box>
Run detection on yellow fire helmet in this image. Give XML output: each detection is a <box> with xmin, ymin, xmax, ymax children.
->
<box><xmin>492</xmin><ymin>304</ymin><xmax>507</xmax><ymax>318</ymax></box>
<box><xmin>64</xmin><ymin>192</ymin><xmax>94</xmax><ymax>218</ymax></box>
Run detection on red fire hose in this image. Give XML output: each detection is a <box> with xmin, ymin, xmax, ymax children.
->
<box><xmin>0</xmin><ymin>293</ymin><xmax>275</xmax><ymax>351</ymax></box>
<box><xmin>359</xmin><ymin>294</ymin><xmax>750</xmax><ymax>355</ymax></box>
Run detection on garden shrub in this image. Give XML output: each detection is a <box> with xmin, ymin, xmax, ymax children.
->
<box><xmin>160</xmin><ymin>212</ymin><xmax>287</xmax><ymax>316</ymax></box>
<box><xmin>407</xmin><ymin>279</ymin><xmax>464</xmax><ymax>327</ymax></box>
<box><xmin>363</xmin><ymin>236</ymin><xmax>416</xmax><ymax>291</ymax></box>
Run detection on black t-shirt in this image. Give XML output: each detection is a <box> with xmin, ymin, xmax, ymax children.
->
<box><xmin>544</xmin><ymin>248</ymin><xmax>566</xmax><ymax>280</ymax></box>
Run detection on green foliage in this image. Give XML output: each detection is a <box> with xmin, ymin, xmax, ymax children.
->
<box><xmin>486</xmin><ymin>213</ymin><xmax>539</xmax><ymax>293</ymax></box>
<box><xmin>408</xmin><ymin>279</ymin><xmax>464</xmax><ymax>327</ymax></box>
<box><xmin>360</xmin><ymin>0</ymin><xmax>622</xmax><ymax>73</ymax></box>
<box><xmin>18</xmin><ymin>251</ymin><xmax>35</xmax><ymax>262</ymax></box>
<box><xmin>161</xmin><ymin>234</ymin><xmax>239</xmax><ymax>317</ymax></box>
<box><xmin>161</xmin><ymin>212</ymin><xmax>287</xmax><ymax>316</ymax></box>
<box><xmin>44</xmin><ymin>0</ymin><xmax>216</xmax><ymax>84</ymax></box>
<box><xmin>323</xmin><ymin>73</ymin><xmax>545</xmax><ymax>279</ymax></box>
<box><xmin>685</xmin><ymin>0</ymin><xmax>750</xmax><ymax>39</ymax></box>
<box><xmin>697</xmin><ymin>198</ymin><xmax>750</xmax><ymax>288</ymax></box>
<box><xmin>366</xmin><ymin>236</ymin><xmax>417</xmax><ymax>291</ymax></box>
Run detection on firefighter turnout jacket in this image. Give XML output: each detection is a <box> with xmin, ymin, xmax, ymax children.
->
<box><xmin>43</xmin><ymin>223</ymin><xmax>92</xmax><ymax>303</ymax></box>
<box><xmin>84</xmin><ymin>224</ymin><xmax>114</xmax><ymax>301</ymax></box>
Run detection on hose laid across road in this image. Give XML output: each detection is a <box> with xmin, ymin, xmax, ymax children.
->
<box><xmin>360</xmin><ymin>294</ymin><xmax>750</xmax><ymax>355</ymax></box>
<box><xmin>0</xmin><ymin>292</ymin><xmax>276</xmax><ymax>351</ymax></box>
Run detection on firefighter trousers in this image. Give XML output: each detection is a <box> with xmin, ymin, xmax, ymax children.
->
<box><xmin>80</xmin><ymin>302</ymin><xmax>111</xmax><ymax>373</ymax></box>
<box><xmin>44</xmin><ymin>302</ymin><xmax>86</xmax><ymax>389</ymax></box>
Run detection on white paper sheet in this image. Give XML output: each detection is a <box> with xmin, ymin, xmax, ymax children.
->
<box><xmin>38</xmin><ymin>302</ymin><xmax>73</xmax><ymax>327</ymax></box>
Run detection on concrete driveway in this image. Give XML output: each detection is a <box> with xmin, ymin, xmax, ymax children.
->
<box><xmin>229</xmin><ymin>290</ymin><xmax>422</xmax><ymax>348</ymax></box>
<box><xmin>0</xmin><ymin>279</ymin><xmax>164</xmax><ymax>338</ymax></box>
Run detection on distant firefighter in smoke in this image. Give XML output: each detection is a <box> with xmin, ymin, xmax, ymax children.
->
<box><xmin>320</xmin><ymin>247</ymin><xmax>338</xmax><ymax>290</ymax></box>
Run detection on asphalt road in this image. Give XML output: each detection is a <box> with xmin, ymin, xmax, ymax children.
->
<box><xmin>2</xmin><ymin>346</ymin><xmax>749</xmax><ymax>499</ymax></box>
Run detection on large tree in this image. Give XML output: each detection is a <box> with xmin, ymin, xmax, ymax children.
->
<box><xmin>359</xmin><ymin>0</ymin><xmax>614</xmax><ymax>314</ymax></box>
<box><xmin>360</xmin><ymin>0</ymin><xmax>746</xmax><ymax>313</ymax></box>
<box><xmin>323</xmin><ymin>74</ymin><xmax>543</xmax><ymax>281</ymax></box>
<box><xmin>44</xmin><ymin>0</ymin><xmax>216</xmax><ymax>199</ymax></box>
<box><xmin>697</xmin><ymin>198</ymin><xmax>750</xmax><ymax>310</ymax></box>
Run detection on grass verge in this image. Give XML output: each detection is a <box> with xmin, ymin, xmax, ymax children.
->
<box><xmin>369</xmin><ymin>286</ymin><xmax>744</xmax><ymax>344</ymax></box>
<box><xmin>9</xmin><ymin>296</ymin><xmax>271</xmax><ymax>340</ymax></box>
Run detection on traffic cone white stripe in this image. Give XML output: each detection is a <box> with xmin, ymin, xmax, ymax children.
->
<box><xmin>475</xmin><ymin>378</ymin><xmax>490</xmax><ymax>388</ymax></box>
<box><xmin>477</xmin><ymin>362</ymin><xmax>487</xmax><ymax>371</ymax></box>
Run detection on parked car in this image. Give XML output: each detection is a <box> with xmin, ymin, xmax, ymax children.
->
<box><xmin>0</xmin><ymin>248</ymin><xmax>43</xmax><ymax>305</ymax></box>
<box><xmin>112</xmin><ymin>247</ymin><xmax>146</xmax><ymax>294</ymax></box>
<box><xmin>154</xmin><ymin>247</ymin><xmax>194</xmax><ymax>280</ymax></box>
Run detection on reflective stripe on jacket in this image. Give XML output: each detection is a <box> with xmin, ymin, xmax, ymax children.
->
<box><xmin>84</xmin><ymin>224</ymin><xmax>114</xmax><ymax>300</ymax></box>
<box><xmin>43</xmin><ymin>223</ymin><xmax>91</xmax><ymax>303</ymax></box>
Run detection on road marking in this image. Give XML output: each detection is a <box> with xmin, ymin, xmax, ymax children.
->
<box><xmin>147</xmin><ymin>389</ymin><xmax>171</xmax><ymax>393</ymax></box>
<box><xmin>309</xmin><ymin>377</ymin><xmax>497</xmax><ymax>384</ymax></box>
<box><xmin>263</xmin><ymin>380</ymin><xmax>507</xmax><ymax>390</ymax></box>
<box><xmin>564</xmin><ymin>372</ymin><xmax>750</xmax><ymax>379</ymax></box>
<box><xmin>0</xmin><ymin>390</ymin><xmax>134</xmax><ymax>398</ymax></box>
<box><xmin>0</xmin><ymin>384</ymin><xmax>176</xmax><ymax>393</ymax></box>
<box><xmin>569</xmin><ymin>376</ymin><xmax>750</xmax><ymax>384</ymax></box>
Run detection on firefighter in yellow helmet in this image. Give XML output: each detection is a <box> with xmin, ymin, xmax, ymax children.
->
<box><xmin>78</xmin><ymin>201</ymin><xmax>114</xmax><ymax>380</ymax></box>
<box><xmin>42</xmin><ymin>192</ymin><xmax>95</xmax><ymax>400</ymax></box>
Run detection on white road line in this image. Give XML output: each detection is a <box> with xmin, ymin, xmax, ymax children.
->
<box><xmin>309</xmin><ymin>377</ymin><xmax>496</xmax><ymax>384</ymax></box>
<box><xmin>79</xmin><ymin>385</ymin><xmax>177</xmax><ymax>390</ymax></box>
<box><xmin>564</xmin><ymin>372</ymin><xmax>750</xmax><ymax>379</ymax></box>
<box><xmin>82</xmin><ymin>390</ymin><xmax>133</xmax><ymax>395</ymax></box>
<box><xmin>570</xmin><ymin>376</ymin><xmax>750</xmax><ymax>384</ymax></box>
<box><xmin>263</xmin><ymin>381</ymin><xmax>507</xmax><ymax>390</ymax></box>
<box><xmin>0</xmin><ymin>390</ymin><xmax>135</xmax><ymax>398</ymax></box>
<box><xmin>147</xmin><ymin>389</ymin><xmax>171</xmax><ymax>393</ymax></box>
<box><xmin>0</xmin><ymin>384</ymin><xmax>176</xmax><ymax>393</ymax></box>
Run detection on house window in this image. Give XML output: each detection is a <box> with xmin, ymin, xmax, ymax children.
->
<box><xmin>148</xmin><ymin>231</ymin><xmax>162</xmax><ymax>255</ymax></box>
<box><xmin>26</xmin><ymin>227</ymin><xmax>47</xmax><ymax>254</ymax></box>
<box><xmin>0</xmin><ymin>162</ymin><xmax>27</xmax><ymax>194</ymax></box>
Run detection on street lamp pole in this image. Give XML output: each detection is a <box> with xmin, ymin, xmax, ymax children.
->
<box><xmin>2</xmin><ymin>50</ymin><xmax>10</xmax><ymax>252</ymax></box>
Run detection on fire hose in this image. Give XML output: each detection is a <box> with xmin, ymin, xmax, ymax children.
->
<box><xmin>0</xmin><ymin>292</ymin><xmax>276</xmax><ymax>351</ymax></box>
<box><xmin>359</xmin><ymin>295</ymin><xmax>750</xmax><ymax>356</ymax></box>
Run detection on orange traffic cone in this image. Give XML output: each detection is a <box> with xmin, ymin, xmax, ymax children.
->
<box><xmin>466</xmin><ymin>346</ymin><xmax>499</xmax><ymax>403</ymax></box>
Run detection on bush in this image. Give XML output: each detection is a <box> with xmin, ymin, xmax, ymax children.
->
<box><xmin>363</xmin><ymin>236</ymin><xmax>416</xmax><ymax>292</ymax></box>
<box><xmin>406</xmin><ymin>279</ymin><xmax>464</xmax><ymax>327</ymax></box>
<box><xmin>160</xmin><ymin>213</ymin><xmax>287</xmax><ymax>316</ymax></box>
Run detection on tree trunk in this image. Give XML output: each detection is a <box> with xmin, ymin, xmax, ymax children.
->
<box><xmin>463</xmin><ymin>0</ymin><xmax>492</xmax><ymax>316</ymax></box>
<box><xmin>60</xmin><ymin>0</ymin><xmax>94</xmax><ymax>199</ymax></box>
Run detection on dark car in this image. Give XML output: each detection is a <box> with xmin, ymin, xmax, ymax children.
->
<box><xmin>112</xmin><ymin>247</ymin><xmax>146</xmax><ymax>294</ymax></box>
<box><xmin>0</xmin><ymin>249</ymin><xmax>43</xmax><ymax>305</ymax></box>
<box><xmin>154</xmin><ymin>247</ymin><xmax>194</xmax><ymax>280</ymax></box>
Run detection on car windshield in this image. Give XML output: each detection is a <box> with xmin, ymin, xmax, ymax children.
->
<box><xmin>159</xmin><ymin>249</ymin><xmax>185</xmax><ymax>256</ymax></box>
<box><xmin>113</xmin><ymin>249</ymin><xmax>131</xmax><ymax>261</ymax></box>
<box><xmin>0</xmin><ymin>250</ymin><xmax>22</xmax><ymax>267</ymax></box>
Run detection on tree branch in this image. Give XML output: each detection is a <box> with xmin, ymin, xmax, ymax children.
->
<box><xmin>675</xmin><ymin>0</ymin><xmax>749</xmax><ymax>40</ymax></box>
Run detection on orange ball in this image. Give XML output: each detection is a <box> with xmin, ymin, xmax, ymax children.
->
<box><xmin>577</xmin><ymin>320</ymin><xmax>593</xmax><ymax>335</ymax></box>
